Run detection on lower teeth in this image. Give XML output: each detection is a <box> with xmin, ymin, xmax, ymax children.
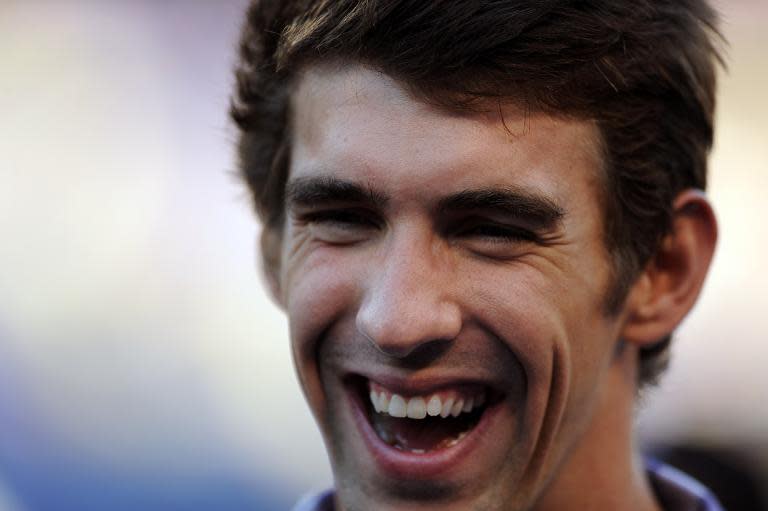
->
<box><xmin>446</xmin><ymin>431</ymin><xmax>468</xmax><ymax>448</ymax></box>
<box><xmin>371</xmin><ymin>410</ymin><xmax>481</xmax><ymax>452</ymax></box>
<box><xmin>381</xmin><ymin>428</ymin><xmax>470</xmax><ymax>453</ymax></box>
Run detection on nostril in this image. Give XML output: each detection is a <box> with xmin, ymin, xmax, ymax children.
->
<box><xmin>391</xmin><ymin>338</ymin><xmax>453</xmax><ymax>367</ymax></box>
<box><xmin>356</xmin><ymin>296</ymin><xmax>462</xmax><ymax>359</ymax></box>
<box><xmin>357</xmin><ymin>317</ymin><xmax>455</xmax><ymax>360</ymax></box>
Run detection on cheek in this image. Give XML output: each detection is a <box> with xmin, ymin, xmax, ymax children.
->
<box><xmin>283</xmin><ymin>247</ymin><xmax>361</xmax><ymax>409</ymax></box>
<box><xmin>285</xmin><ymin>248</ymin><xmax>360</xmax><ymax>353</ymax></box>
<box><xmin>514</xmin><ymin>259</ymin><xmax>617</xmax><ymax>413</ymax></box>
<box><xmin>466</xmin><ymin>256</ymin><xmax>613</xmax><ymax>399</ymax></box>
<box><xmin>467</xmin><ymin>261</ymin><xmax>618</xmax><ymax>479</ymax></box>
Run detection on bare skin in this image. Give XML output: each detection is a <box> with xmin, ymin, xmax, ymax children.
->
<box><xmin>270</xmin><ymin>63</ymin><xmax>717</xmax><ymax>511</ymax></box>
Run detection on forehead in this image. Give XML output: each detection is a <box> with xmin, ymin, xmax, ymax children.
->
<box><xmin>289</xmin><ymin>63</ymin><xmax>604</xmax><ymax>209</ymax></box>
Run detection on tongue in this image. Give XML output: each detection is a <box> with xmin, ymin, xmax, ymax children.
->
<box><xmin>370</xmin><ymin>413</ymin><xmax>477</xmax><ymax>452</ymax></box>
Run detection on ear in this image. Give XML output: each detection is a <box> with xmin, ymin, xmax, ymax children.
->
<box><xmin>620</xmin><ymin>189</ymin><xmax>718</xmax><ymax>347</ymax></box>
<box><xmin>259</xmin><ymin>225</ymin><xmax>285</xmax><ymax>308</ymax></box>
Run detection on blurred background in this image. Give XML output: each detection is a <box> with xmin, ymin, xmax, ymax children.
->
<box><xmin>0</xmin><ymin>0</ymin><xmax>766</xmax><ymax>510</ymax></box>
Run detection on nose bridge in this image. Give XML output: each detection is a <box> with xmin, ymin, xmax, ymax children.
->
<box><xmin>356</xmin><ymin>225</ymin><xmax>462</xmax><ymax>358</ymax></box>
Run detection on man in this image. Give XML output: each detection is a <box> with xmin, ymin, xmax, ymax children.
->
<box><xmin>230</xmin><ymin>1</ymin><xmax>724</xmax><ymax>509</ymax></box>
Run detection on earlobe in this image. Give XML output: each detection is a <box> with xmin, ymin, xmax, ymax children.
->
<box><xmin>620</xmin><ymin>189</ymin><xmax>718</xmax><ymax>347</ymax></box>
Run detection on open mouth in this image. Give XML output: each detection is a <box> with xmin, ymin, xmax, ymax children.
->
<box><xmin>350</xmin><ymin>376</ymin><xmax>498</xmax><ymax>454</ymax></box>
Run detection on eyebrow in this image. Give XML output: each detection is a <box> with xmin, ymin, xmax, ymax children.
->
<box><xmin>285</xmin><ymin>175</ymin><xmax>389</xmax><ymax>209</ymax></box>
<box><xmin>285</xmin><ymin>175</ymin><xmax>564</xmax><ymax>230</ymax></box>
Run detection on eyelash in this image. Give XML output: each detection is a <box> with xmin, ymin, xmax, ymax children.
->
<box><xmin>301</xmin><ymin>209</ymin><xmax>536</xmax><ymax>243</ymax></box>
<box><xmin>458</xmin><ymin>223</ymin><xmax>537</xmax><ymax>243</ymax></box>
<box><xmin>301</xmin><ymin>209</ymin><xmax>379</xmax><ymax>229</ymax></box>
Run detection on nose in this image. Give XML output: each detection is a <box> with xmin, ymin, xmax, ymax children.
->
<box><xmin>356</xmin><ymin>230</ymin><xmax>462</xmax><ymax>359</ymax></box>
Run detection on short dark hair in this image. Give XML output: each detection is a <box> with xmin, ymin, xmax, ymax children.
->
<box><xmin>230</xmin><ymin>0</ymin><xmax>723</xmax><ymax>386</ymax></box>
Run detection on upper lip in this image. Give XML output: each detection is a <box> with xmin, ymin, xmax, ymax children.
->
<box><xmin>348</xmin><ymin>371</ymin><xmax>499</xmax><ymax>397</ymax></box>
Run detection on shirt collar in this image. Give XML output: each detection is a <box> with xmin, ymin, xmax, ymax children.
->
<box><xmin>293</xmin><ymin>460</ymin><xmax>724</xmax><ymax>511</ymax></box>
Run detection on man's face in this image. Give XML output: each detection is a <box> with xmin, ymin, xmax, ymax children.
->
<box><xmin>279</xmin><ymin>64</ymin><xmax>629</xmax><ymax>511</ymax></box>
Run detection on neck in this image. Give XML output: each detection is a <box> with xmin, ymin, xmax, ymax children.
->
<box><xmin>533</xmin><ymin>345</ymin><xmax>661</xmax><ymax>511</ymax></box>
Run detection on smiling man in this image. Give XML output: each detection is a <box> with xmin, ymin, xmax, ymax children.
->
<box><xmin>231</xmin><ymin>1</ymin><xmax>724</xmax><ymax>510</ymax></box>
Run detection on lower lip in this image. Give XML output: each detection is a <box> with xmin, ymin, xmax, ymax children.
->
<box><xmin>347</xmin><ymin>384</ymin><xmax>505</xmax><ymax>480</ymax></box>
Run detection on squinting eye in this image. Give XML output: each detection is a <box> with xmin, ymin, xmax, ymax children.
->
<box><xmin>462</xmin><ymin>223</ymin><xmax>536</xmax><ymax>243</ymax></box>
<box><xmin>299</xmin><ymin>209</ymin><xmax>380</xmax><ymax>244</ymax></box>
<box><xmin>304</xmin><ymin>210</ymin><xmax>376</xmax><ymax>229</ymax></box>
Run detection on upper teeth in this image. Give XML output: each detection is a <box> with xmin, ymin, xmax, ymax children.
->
<box><xmin>369</xmin><ymin>387</ymin><xmax>486</xmax><ymax>419</ymax></box>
